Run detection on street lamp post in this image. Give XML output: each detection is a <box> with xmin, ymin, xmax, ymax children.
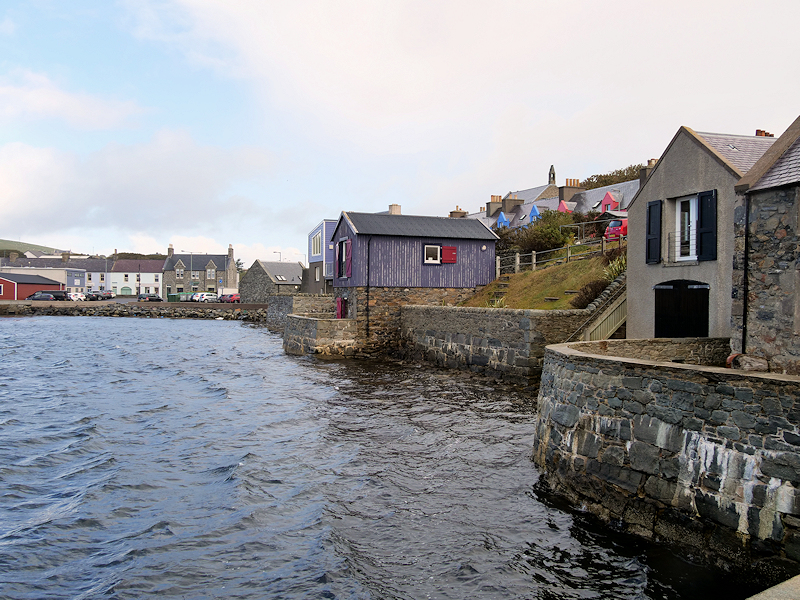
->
<box><xmin>274</xmin><ymin>251</ymin><xmax>281</xmax><ymax>262</ymax></box>
<box><xmin>181</xmin><ymin>250</ymin><xmax>195</xmax><ymax>296</ymax></box>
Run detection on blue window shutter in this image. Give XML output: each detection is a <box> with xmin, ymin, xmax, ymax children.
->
<box><xmin>646</xmin><ymin>200</ymin><xmax>662</xmax><ymax>264</ymax></box>
<box><xmin>697</xmin><ymin>190</ymin><xmax>717</xmax><ymax>261</ymax></box>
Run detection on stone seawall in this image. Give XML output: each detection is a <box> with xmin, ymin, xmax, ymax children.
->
<box><xmin>399</xmin><ymin>306</ymin><xmax>589</xmax><ymax>383</ymax></box>
<box><xmin>397</xmin><ymin>276</ymin><xmax>627</xmax><ymax>382</ymax></box>
<box><xmin>334</xmin><ymin>286</ymin><xmax>481</xmax><ymax>356</ymax></box>
<box><xmin>283</xmin><ymin>315</ymin><xmax>358</xmax><ymax>357</ymax></box>
<box><xmin>0</xmin><ymin>295</ymin><xmax>334</xmax><ymax>328</ymax></box>
<box><xmin>534</xmin><ymin>338</ymin><xmax>800</xmax><ymax>571</ymax></box>
<box><xmin>264</xmin><ymin>295</ymin><xmax>334</xmax><ymax>331</ymax></box>
<box><xmin>0</xmin><ymin>301</ymin><xmax>268</xmax><ymax>321</ymax></box>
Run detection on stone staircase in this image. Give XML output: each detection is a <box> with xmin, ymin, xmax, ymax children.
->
<box><xmin>490</xmin><ymin>275</ymin><xmax>511</xmax><ymax>304</ymax></box>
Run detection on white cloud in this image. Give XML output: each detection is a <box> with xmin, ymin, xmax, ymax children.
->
<box><xmin>0</xmin><ymin>130</ymin><xmax>274</xmax><ymax>238</ymax></box>
<box><xmin>0</xmin><ymin>70</ymin><xmax>146</xmax><ymax>129</ymax></box>
<box><xmin>124</xmin><ymin>0</ymin><xmax>800</xmax><ymax>167</ymax></box>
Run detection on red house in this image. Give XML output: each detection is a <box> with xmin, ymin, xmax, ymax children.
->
<box><xmin>0</xmin><ymin>273</ymin><xmax>62</xmax><ymax>300</ymax></box>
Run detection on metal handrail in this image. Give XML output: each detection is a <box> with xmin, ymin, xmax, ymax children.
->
<box><xmin>562</xmin><ymin>277</ymin><xmax>627</xmax><ymax>343</ymax></box>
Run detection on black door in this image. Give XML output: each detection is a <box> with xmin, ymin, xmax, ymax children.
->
<box><xmin>654</xmin><ymin>280</ymin><xmax>709</xmax><ymax>337</ymax></box>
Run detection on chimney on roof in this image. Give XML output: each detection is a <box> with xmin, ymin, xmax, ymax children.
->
<box><xmin>168</xmin><ymin>244</ymin><xmax>174</xmax><ymax>257</ymax></box>
<box><xmin>449</xmin><ymin>205</ymin><xmax>468</xmax><ymax>218</ymax></box>
<box><xmin>8</xmin><ymin>251</ymin><xmax>18</xmax><ymax>262</ymax></box>
<box><xmin>388</xmin><ymin>204</ymin><xmax>401</xmax><ymax>215</ymax></box>
<box><xmin>755</xmin><ymin>129</ymin><xmax>774</xmax><ymax>137</ymax></box>
<box><xmin>228</xmin><ymin>244</ymin><xmax>234</xmax><ymax>259</ymax></box>
<box><xmin>502</xmin><ymin>193</ymin><xmax>524</xmax><ymax>215</ymax></box>
<box><xmin>486</xmin><ymin>194</ymin><xmax>503</xmax><ymax>217</ymax></box>
<box><xmin>640</xmin><ymin>159</ymin><xmax>657</xmax><ymax>186</ymax></box>
<box><xmin>558</xmin><ymin>178</ymin><xmax>585</xmax><ymax>203</ymax></box>
<box><xmin>61</xmin><ymin>252</ymin><xmax>70</xmax><ymax>263</ymax></box>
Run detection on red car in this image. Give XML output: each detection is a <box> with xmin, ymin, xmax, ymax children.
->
<box><xmin>219</xmin><ymin>293</ymin><xmax>241</xmax><ymax>303</ymax></box>
<box><xmin>604</xmin><ymin>218</ymin><xmax>628</xmax><ymax>241</ymax></box>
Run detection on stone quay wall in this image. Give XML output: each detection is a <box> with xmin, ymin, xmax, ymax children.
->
<box><xmin>283</xmin><ymin>315</ymin><xmax>358</xmax><ymax>357</ymax></box>
<box><xmin>0</xmin><ymin>301</ymin><xmax>265</xmax><ymax>321</ymax></box>
<box><xmin>334</xmin><ymin>286</ymin><xmax>481</xmax><ymax>356</ymax></box>
<box><xmin>0</xmin><ymin>295</ymin><xmax>334</xmax><ymax>329</ymax></box>
<box><xmin>534</xmin><ymin>338</ymin><xmax>800</xmax><ymax>569</ymax></box>
<box><xmin>399</xmin><ymin>306</ymin><xmax>590</xmax><ymax>383</ymax></box>
<box><xmin>265</xmin><ymin>295</ymin><xmax>334</xmax><ymax>331</ymax></box>
<box><xmin>397</xmin><ymin>276</ymin><xmax>628</xmax><ymax>382</ymax></box>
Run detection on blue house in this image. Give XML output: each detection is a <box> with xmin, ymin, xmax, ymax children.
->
<box><xmin>304</xmin><ymin>219</ymin><xmax>337</xmax><ymax>294</ymax></box>
<box><xmin>329</xmin><ymin>211</ymin><xmax>498</xmax><ymax>350</ymax></box>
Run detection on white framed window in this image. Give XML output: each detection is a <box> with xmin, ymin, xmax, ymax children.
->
<box><xmin>312</xmin><ymin>232</ymin><xmax>322</xmax><ymax>257</ymax></box>
<box><xmin>0</xmin><ymin>284</ymin><xmax>3</xmax><ymax>295</ymax></box>
<box><xmin>87</xmin><ymin>273</ymin><xmax>92</xmax><ymax>281</ymax></box>
<box><xmin>124</xmin><ymin>274</ymin><xmax>129</xmax><ymax>282</ymax></box>
<box><xmin>145</xmin><ymin>287</ymin><xmax>150</xmax><ymax>293</ymax></box>
<box><xmin>136</xmin><ymin>274</ymin><xmax>141</xmax><ymax>282</ymax></box>
<box><xmin>100</xmin><ymin>273</ymin><xmax>105</xmax><ymax>282</ymax></box>
<box><xmin>424</xmin><ymin>245</ymin><xmax>441</xmax><ymax>264</ymax></box>
<box><xmin>176</xmin><ymin>269</ymin><xmax>184</xmax><ymax>279</ymax></box>
<box><xmin>315</xmin><ymin>266</ymin><xmax>320</xmax><ymax>282</ymax></box>
<box><xmin>207</xmin><ymin>269</ymin><xmax>215</xmax><ymax>280</ymax></box>
<box><xmin>154</xmin><ymin>274</ymin><xmax>159</xmax><ymax>282</ymax></box>
<box><xmin>192</xmin><ymin>271</ymin><xmax>200</xmax><ymax>280</ymax></box>
<box><xmin>675</xmin><ymin>195</ymin><xmax>698</xmax><ymax>261</ymax></box>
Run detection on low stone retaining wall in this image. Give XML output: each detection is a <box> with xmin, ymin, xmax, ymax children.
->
<box><xmin>0</xmin><ymin>295</ymin><xmax>335</xmax><ymax>328</ymax></box>
<box><xmin>397</xmin><ymin>276</ymin><xmax>627</xmax><ymax>382</ymax></box>
<box><xmin>0</xmin><ymin>301</ymin><xmax>270</xmax><ymax>321</ymax></box>
<box><xmin>578</xmin><ymin>338</ymin><xmax>731</xmax><ymax>366</ymax></box>
<box><xmin>265</xmin><ymin>295</ymin><xmax>334</xmax><ymax>331</ymax></box>
<box><xmin>283</xmin><ymin>314</ymin><xmax>357</xmax><ymax>357</ymax></box>
<box><xmin>399</xmin><ymin>306</ymin><xmax>589</xmax><ymax>383</ymax></box>
<box><xmin>534</xmin><ymin>338</ymin><xmax>800</xmax><ymax>572</ymax></box>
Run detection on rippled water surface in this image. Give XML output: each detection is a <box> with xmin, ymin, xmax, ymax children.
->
<box><xmin>0</xmin><ymin>316</ymin><xmax>769</xmax><ymax>599</ymax></box>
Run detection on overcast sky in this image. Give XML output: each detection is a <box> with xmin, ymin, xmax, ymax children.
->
<box><xmin>1</xmin><ymin>1</ymin><xmax>799</xmax><ymax>266</ymax></box>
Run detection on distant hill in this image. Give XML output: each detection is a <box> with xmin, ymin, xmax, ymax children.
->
<box><xmin>0</xmin><ymin>238</ymin><xmax>66</xmax><ymax>256</ymax></box>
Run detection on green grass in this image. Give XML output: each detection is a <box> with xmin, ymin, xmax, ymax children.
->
<box><xmin>462</xmin><ymin>256</ymin><xmax>608</xmax><ymax>310</ymax></box>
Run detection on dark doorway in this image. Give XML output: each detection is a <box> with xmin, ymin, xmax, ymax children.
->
<box><xmin>654</xmin><ymin>280</ymin><xmax>709</xmax><ymax>337</ymax></box>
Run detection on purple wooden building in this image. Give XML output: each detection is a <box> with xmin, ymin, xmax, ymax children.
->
<box><xmin>330</xmin><ymin>211</ymin><xmax>498</xmax><ymax>290</ymax></box>
<box><xmin>329</xmin><ymin>211</ymin><xmax>498</xmax><ymax>348</ymax></box>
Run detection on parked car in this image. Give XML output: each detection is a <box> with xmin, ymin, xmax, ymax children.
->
<box><xmin>137</xmin><ymin>293</ymin><xmax>163</xmax><ymax>302</ymax></box>
<box><xmin>227</xmin><ymin>293</ymin><xmax>240</xmax><ymax>303</ymax></box>
<box><xmin>604</xmin><ymin>218</ymin><xmax>628</xmax><ymax>241</ymax></box>
<box><xmin>69</xmin><ymin>292</ymin><xmax>86</xmax><ymax>301</ymax></box>
<box><xmin>97</xmin><ymin>291</ymin><xmax>115</xmax><ymax>300</ymax></box>
<box><xmin>190</xmin><ymin>292</ymin><xmax>203</xmax><ymax>302</ymax></box>
<box><xmin>196</xmin><ymin>293</ymin><xmax>218</xmax><ymax>303</ymax></box>
<box><xmin>25</xmin><ymin>291</ymin><xmax>56</xmax><ymax>301</ymax></box>
<box><xmin>26</xmin><ymin>290</ymin><xmax>71</xmax><ymax>301</ymax></box>
<box><xmin>85</xmin><ymin>291</ymin><xmax>102</xmax><ymax>301</ymax></box>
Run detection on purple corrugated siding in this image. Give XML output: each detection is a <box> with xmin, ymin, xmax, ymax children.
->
<box><xmin>331</xmin><ymin>219</ymin><xmax>495</xmax><ymax>288</ymax></box>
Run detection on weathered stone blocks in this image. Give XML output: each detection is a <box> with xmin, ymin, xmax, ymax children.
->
<box><xmin>533</xmin><ymin>338</ymin><xmax>800</xmax><ymax>568</ymax></box>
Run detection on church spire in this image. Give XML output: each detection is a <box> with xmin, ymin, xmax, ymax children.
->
<box><xmin>548</xmin><ymin>165</ymin><xmax>556</xmax><ymax>185</ymax></box>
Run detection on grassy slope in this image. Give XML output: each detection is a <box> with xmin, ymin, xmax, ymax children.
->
<box><xmin>461</xmin><ymin>256</ymin><xmax>608</xmax><ymax>310</ymax></box>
